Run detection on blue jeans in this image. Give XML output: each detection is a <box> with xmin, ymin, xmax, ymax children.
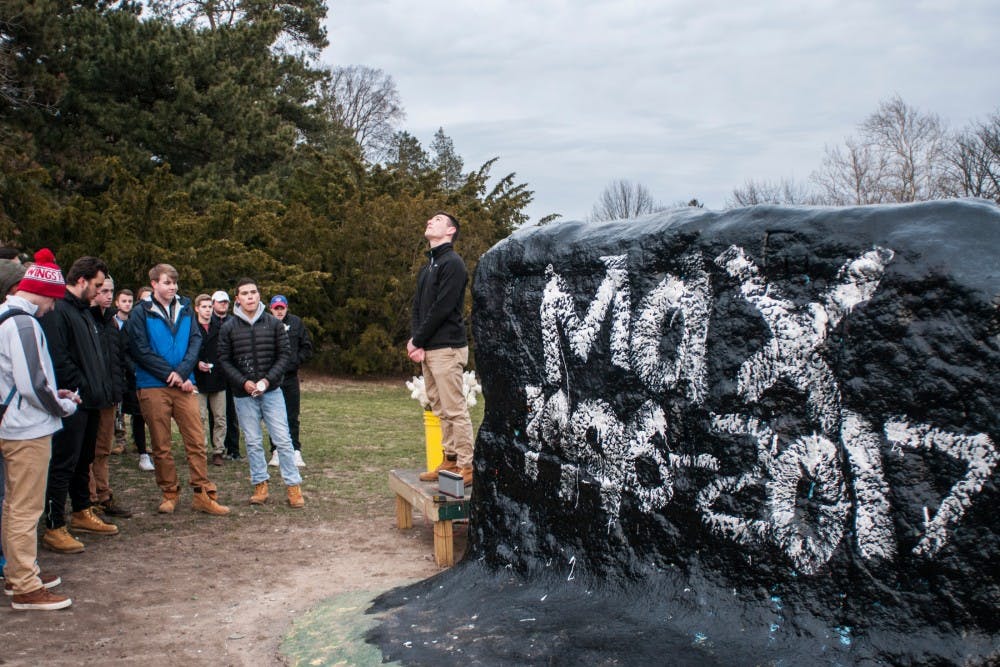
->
<box><xmin>233</xmin><ymin>389</ymin><xmax>301</xmax><ymax>487</ymax></box>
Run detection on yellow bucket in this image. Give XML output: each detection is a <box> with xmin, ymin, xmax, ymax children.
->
<box><xmin>423</xmin><ymin>410</ymin><xmax>443</xmax><ymax>472</ymax></box>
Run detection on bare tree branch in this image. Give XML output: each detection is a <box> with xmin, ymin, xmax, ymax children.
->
<box><xmin>726</xmin><ymin>177</ymin><xmax>819</xmax><ymax>208</ymax></box>
<box><xmin>590</xmin><ymin>179</ymin><xmax>664</xmax><ymax>221</ymax></box>
<box><xmin>319</xmin><ymin>65</ymin><xmax>404</xmax><ymax>163</ymax></box>
<box><xmin>943</xmin><ymin>112</ymin><xmax>1000</xmax><ymax>203</ymax></box>
<box><xmin>812</xmin><ymin>95</ymin><xmax>948</xmax><ymax>205</ymax></box>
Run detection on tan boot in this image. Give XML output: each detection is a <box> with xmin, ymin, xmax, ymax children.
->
<box><xmin>286</xmin><ymin>485</ymin><xmax>305</xmax><ymax>509</ymax></box>
<box><xmin>70</xmin><ymin>508</ymin><xmax>119</xmax><ymax>535</ymax></box>
<box><xmin>158</xmin><ymin>492</ymin><xmax>179</xmax><ymax>513</ymax></box>
<box><xmin>418</xmin><ymin>454</ymin><xmax>459</xmax><ymax>482</ymax></box>
<box><xmin>460</xmin><ymin>466</ymin><xmax>473</xmax><ymax>487</ymax></box>
<box><xmin>249</xmin><ymin>481</ymin><xmax>269</xmax><ymax>505</ymax></box>
<box><xmin>42</xmin><ymin>527</ymin><xmax>85</xmax><ymax>554</ymax></box>
<box><xmin>192</xmin><ymin>488</ymin><xmax>231</xmax><ymax>516</ymax></box>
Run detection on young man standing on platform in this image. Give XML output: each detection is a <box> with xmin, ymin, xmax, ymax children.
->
<box><xmin>126</xmin><ymin>264</ymin><xmax>230</xmax><ymax>516</ymax></box>
<box><xmin>407</xmin><ymin>212</ymin><xmax>475</xmax><ymax>487</ymax></box>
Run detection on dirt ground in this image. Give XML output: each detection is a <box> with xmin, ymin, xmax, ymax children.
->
<box><xmin>1</xmin><ymin>483</ymin><xmax>466</xmax><ymax>666</ymax></box>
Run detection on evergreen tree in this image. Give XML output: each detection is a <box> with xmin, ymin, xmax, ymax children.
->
<box><xmin>431</xmin><ymin>127</ymin><xmax>463</xmax><ymax>191</ymax></box>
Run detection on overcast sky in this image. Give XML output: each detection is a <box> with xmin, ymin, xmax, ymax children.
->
<box><xmin>321</xmin><ymin>1</ymin><xmax>1000</xmax><ymax>224</ymax></box>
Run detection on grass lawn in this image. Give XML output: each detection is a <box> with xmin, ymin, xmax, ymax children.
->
<box><xmin>109</xmin><ymin>378</ymin><xmax>484</xmax><ymax>525</ymax></box>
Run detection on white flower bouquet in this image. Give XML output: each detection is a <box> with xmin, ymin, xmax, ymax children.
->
<box><xmin>406</xmin><ymin>371</ymin><xmax>482</xmax><ymax>411</ymax></box>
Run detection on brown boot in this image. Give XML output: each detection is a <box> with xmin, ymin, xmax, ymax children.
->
<box><xmin>70</xmin><ymin>508</ymin><xmax>119</xmax><ymax>535</ymax></box>
<box><xmin>211</xmin><ymin>453</ymin><xmax>224</xmax><ymax>466</ymax></box>
<box><xmin>42</xmin><ymin>527</ymin><xmax>85</xmax><ymax>554</ymax></box>
<box><xmin>460</xmin><ymin>466</ymin><xmax>473</xmax><ymax>487</ymax></box>
<box><xmin>192</xmin><ymin>488</ymin><xmax>231</xmax><ymax>516</ymax></box>
<box><xmin>286</xmin><ymin>485</ymin><xmax>305</xmax><ymax>509</ymax></box>
<box><xmin>250</xmin><ymin>481</ymin><xmax>269</xmax><ymax>505</ymax></box>
<box><xmin>158</xmin><ymin>492</ymin><xmax>179</xmax><ymax>514</ymax></box>
<box><xmin>418</xmin><ymin>454</ymin><xmax>459</xmax><ymax>482</ymax></box>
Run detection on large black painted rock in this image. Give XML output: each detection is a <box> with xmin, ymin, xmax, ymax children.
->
<box><xmin>368</xmin><ymin>200</ymin><xmax>1000</xmax><ymax>665</ymax></box>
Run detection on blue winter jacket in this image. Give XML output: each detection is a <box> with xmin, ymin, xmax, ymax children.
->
<box><xmin>125</xmin><ymin>296</ymin><xmax>202</xmax><ymax>389</ymax></box>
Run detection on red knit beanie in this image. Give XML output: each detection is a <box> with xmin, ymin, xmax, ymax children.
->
<box><xmin>18</xmin><ymin>248</ymin><xmax>66</xmax><ymax>299</ymax></box>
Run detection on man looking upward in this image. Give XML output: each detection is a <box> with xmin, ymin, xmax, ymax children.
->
<box><xmin>407</xmin><ymin>212</ymin><xmax>475</xmax><ymax>487</ymax></box>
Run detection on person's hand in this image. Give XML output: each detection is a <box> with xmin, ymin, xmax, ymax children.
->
<box><xmin>244</xmin><ymin>380</ymin><xmax>258</xmax><ymax>395</ymax></box>
<box><xmin>180</xmin><ymin>380</ymin><xmax>195</xmax><ymax>393</ymax></box>
<box><xmin>257</xmin><ymin>378</ymin><xmax>269</xmax><ymax>392</ymax></box>
<box><xmin>166</xmin><ymin>371</ymin><xmax>183</xmax><ymax>387</ymax></box>
<box><xmin>197</xmin><ymin>361</ymin><xmax>211</xmax><ymax>372</ymax></box>
<box><xmin>58</xmin><ymin>389</ymin><xmax>82</xmax><ymax>404</ymax></box>
<box><xmin>406</xmin><ymin>338</ymin><xmax>425</xmax><ymax>363</ymax></box>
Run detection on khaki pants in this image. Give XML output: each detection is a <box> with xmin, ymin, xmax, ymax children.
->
<box><xmin>422</xmin><ymin>347</ymin><xmax>474</xmax><ymax>468</ymax></box>
<box><xmin>89</xmin><ymin>405</ymin><xmax>116</xmax><ymax>503</ymax></box>
<box><xmin>198</xmin><ymin>391</ymin><xmax>227</xmax><ymax>456</ymax></box>
<box><xmin>1</xmin><ymin>435</ymin><xmax>50</xmax><ymax>595</ymax></box>
<box><xmin>138</xmin><ymin>387</ymin><xmax>215</xmax><ymax>494</ymax></box>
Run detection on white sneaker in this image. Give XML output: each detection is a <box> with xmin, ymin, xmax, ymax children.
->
<box><xmin>138</xmin><ymin>454</ymin><xmax>155</xmax><ymax>471</ymax></box>
<box><xmin>268</xmin><ymin>451</ymin><xmax>279</xmax><ymax>467</ymax></box>
<box><xmin>293</xmin><ymin>450</ymin><xmax>306</xmax><ymax>467</ymax></box>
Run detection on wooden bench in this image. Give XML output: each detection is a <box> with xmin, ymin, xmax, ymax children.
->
<box><xmin>389</xmin><ymin>469</ymin><xmax>470</xmax><ymax>567</ymax></box>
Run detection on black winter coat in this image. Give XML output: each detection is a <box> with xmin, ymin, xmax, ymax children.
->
<box><xmin>195</xmin><ymin>317</ymin><xmax>227</xmax><ymax>393</ymax></box>
<box><xmin>40</xmin><ymin>290</ymin><xmax>114</xmax><ymax>410</ymax></box>
<box><xmin>90</xmin><ymin>305</ymin><xmax>125</xmax><ymax>403</ymax></box>
<box><xmin>279</xmin><ymin>313</ymin><xmax>312</xmax><ymax>380</ymax></box>
<box><xmin>114</xmin><ymin>315</ymin><xmax>141</xmax><ymax>414</ymax></box>
<box><xmin>410</xmin><ymin>242</ymin><xmax>468</xmax><ymax>350</ymax></box>
<box><xmin>217</xmin><ymin>304</ymin><xmax>290</xmax><ymax>398</ymax></box>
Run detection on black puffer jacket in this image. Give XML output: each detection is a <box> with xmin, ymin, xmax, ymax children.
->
<box><xmin>217</xmin><ymin>302</ymin><xmax>290</xmax><ymax>398</ymax></box>
<box><xmin>410</xmin><ymin>242</ymin><xmax>468</xmax><ymax>350</ymax></box>
<box><xmin>40</xmin><ymin>290</ymin><xmax>113</xmax><ymax>410</ymax></box>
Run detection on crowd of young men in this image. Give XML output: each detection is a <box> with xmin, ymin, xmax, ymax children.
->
<box><xmin>1</xmin><ymin>210</ymin><xmax>472</xmax><ymax>612</ymax></box>
<box><xmin>0</xmin><ymin>251</ymin><xmax>312</xmax><ymax>610</ymax></box>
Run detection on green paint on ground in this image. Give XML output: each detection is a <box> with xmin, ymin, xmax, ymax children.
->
<box><xmin>280</xmin><ymin>589</ymin><xmax>400</xmax><ymax>666</ymax></box>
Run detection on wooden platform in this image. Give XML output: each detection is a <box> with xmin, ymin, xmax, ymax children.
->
<box><xmin>388</xmin><ymin>469</ymin><xmax>470</xmax><ymax>567</ymax></box>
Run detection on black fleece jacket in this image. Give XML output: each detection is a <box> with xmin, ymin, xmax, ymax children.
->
<box><xmin>410</xmin><ymin>242</ymin><xmax>468</xmax><ymax>350</ymax></box>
